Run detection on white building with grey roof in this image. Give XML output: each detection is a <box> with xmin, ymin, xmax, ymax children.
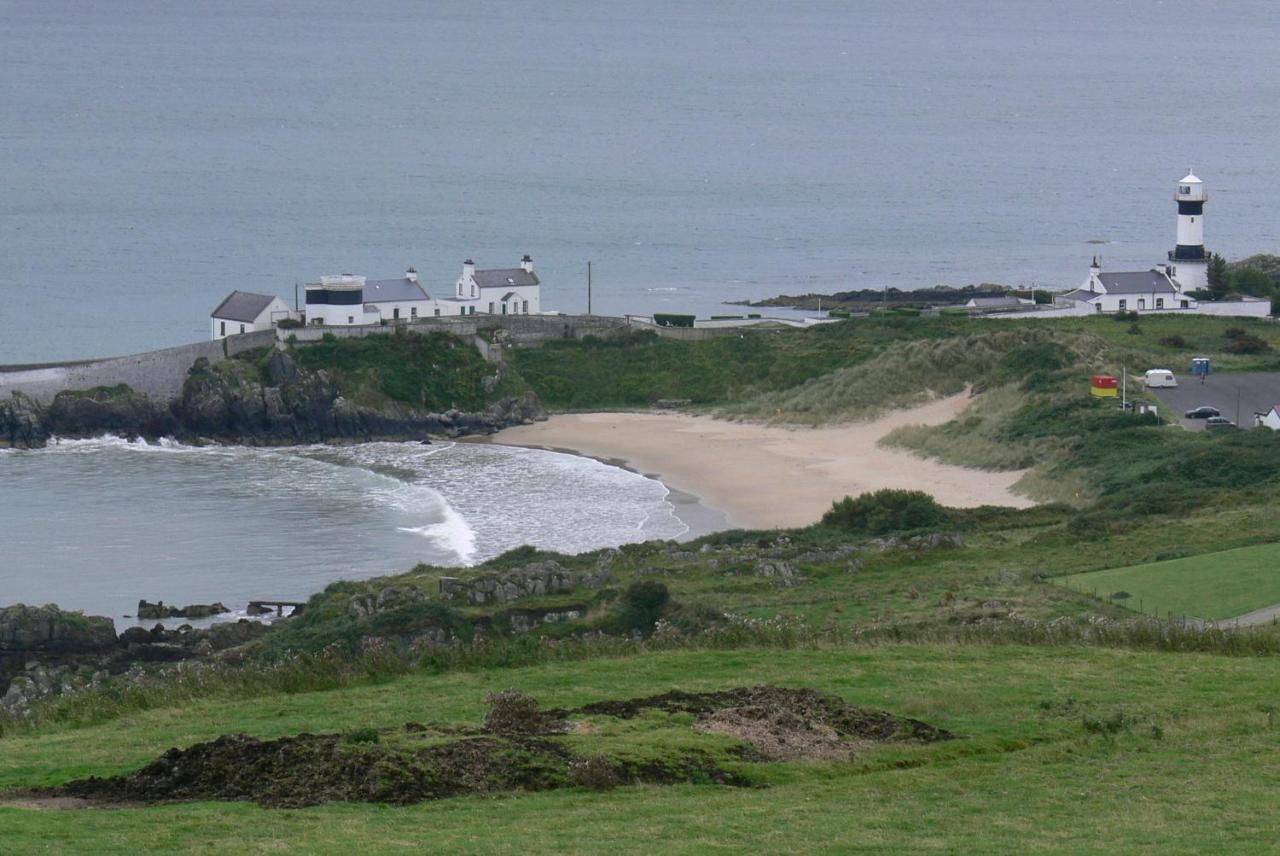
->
<box><xmin>438</xmin><ymin>255</ymin><xmax>541</xmax><ymax>317</ymax></box>
<box><xmin>210</xmin><ymin>291</ymin><xmax>292</xmax><ymax>339</ymax></box>
<box><xmin>1054</xmin><ymin>258</ymin><xmax>1195</xmax><ymax>314</ymax></box>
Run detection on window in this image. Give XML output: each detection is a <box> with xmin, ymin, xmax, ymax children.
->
<box><xmin>522</xmin><ymin>300</ymin><xmax>528</xmax><ymax>314</ymax></box>
<box><xmin>460</xmin><ymin>307</ymin><xmax>466</xmax><ymax>315</ymax></box>
<box><xmin>1156</xmin><ymin>298</ymin><xmax>1164</xmax><ymax>309</ymax></box>
<box><xmin>239</xmin><ymin>324</ymin><xmax>246</xmax><ymax>334</ymax></box>
<box><xmin>434</xmin><ymin>308</ymin><xmax>440</xmax><ymax>317</ymax></box>
<box><xmin>469</xmin><ymin>306</ymin><xmax>475</xmax><ymax>315</ymax></box>
<box><xmin>1180</xmin><ymin>185</ymin><xmax>1191</xmax><ymax>194</ymax></box>
<box><xmin>393</xmin><ymin>308</ymin><xmax>400</xmax><ymax>320</ymax></box>
<box><xmin>488</xmin><ymin>302</ymin><xmax>495</xmax><ymax>314</ymax></box>
<box><xmin>1190</xmin><ymin>217</ymin><xmax>1195</xmax><ymax>222</ymax></box>
<box><xmin>1181</xmin><ymin>300</ymin><xmax>1189</xmax><ymax>309</ymax></box>
<box><xmin>1095</xmin><ymin>303</ymin><xmax>1102</xmax><ymax>313</ymax></box>
<box><xmin>347</xmin><ymin>316</ymin><xmax>354</xmax><ymax>324</ymax></box>
<box><xmin>410</xmin><ymin>307</ymin><xmax>417</xmax><ymax>319</ymax></box>
<box><xmin>1118</xmin><ymin>300</ymin><xmax>1127</xmax><ymax>311</ymax></box>
<box><xmin>1137</xmin><ymin>299</ymin><xmax>1145</xmax><ymax>310</ymax></box>
<box><xmin>220</xmin><ymin>321</ymin><xmax>226</xmax><ymax>336</ymax></box>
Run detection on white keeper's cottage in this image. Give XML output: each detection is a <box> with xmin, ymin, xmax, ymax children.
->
<box><xmin>210</xmin><ymin>291</ymin><xmax>292</xmax><ymax>339</ymax></box>
<box><xmin>437</xmin><ymin>255</ymin><xmax>541</xmax><ymax>317</ymax></box>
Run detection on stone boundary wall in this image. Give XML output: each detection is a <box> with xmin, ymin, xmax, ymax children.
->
<box><xmin>0</xmin><ymin>330</ymin><xmax>277</xmax><ymax>405</ymax></box>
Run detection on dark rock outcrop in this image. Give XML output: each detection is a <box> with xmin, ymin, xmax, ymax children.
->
<box><xmin>438</xmin><ymin>561</ymin><xmax>614</xmax><ymax>606</ymax></box>
<box><xmin>0</xmin><ymin>603</ymin><xmax>117</xmax><ymax>652</ymax></box>
<box><xmin>136</xmin><ymin>600</ymin><xmax>229</xmax><ymax>620</ymax></box>
<box><xmin>0</xmin><ymin>349</ymin><xmax>547</xmax><ymax>449</ymax></box>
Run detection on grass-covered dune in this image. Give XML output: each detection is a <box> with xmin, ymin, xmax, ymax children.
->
<box><xmin>4</xmin><ymin>646</ymin><xmax>1279</xmax><ymax>853</ymax></box>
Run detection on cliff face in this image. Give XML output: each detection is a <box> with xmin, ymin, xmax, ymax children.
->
<box><xmin>0</xmin><ymin>351</ymin><xmax>546</xmax><ymax>449</ymax></box>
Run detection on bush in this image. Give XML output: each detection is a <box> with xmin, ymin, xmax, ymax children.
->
<box><xmin>1159</xmin><ymin>335</ymin><xmax>1187</xmax><ymax>348</ymax></box>
<box><xmin>653</xmin><ymin>313</ymin><xmax>695</xmax><ymax>328</ymax></box>
<box><xmin>275</xmin><ymin>318</ymin><xmax>303</xmax><ymax>330</ymax></box>
<box><xmin>821</xmin><ymin>489</ymin><xmax>950</xmax><ymax>535</ymax></box>
<box><xmin>619</xmin><ymin>581</ymin><xmax>670</xmax><ymax>630</ymax></box>
<box><xmin>1224</xmin><ymin>327</ymin><xmax>1247</xmax><ymax>340</ymax></box>
<box><xmin>1113</xmin><ymin>310</ymin><xmax>1139</xmax><ymax>322</ymax></box>
<box><xmin>1226</xmin><ymin>333</ymin><xmax>1270</xmax><ymax>355</ymax></box>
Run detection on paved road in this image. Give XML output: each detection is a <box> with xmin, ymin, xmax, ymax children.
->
<box><xmin>1146</xmin><ymin>371</ymin><xmax>1280</xmax><ymax>431</ymax></box>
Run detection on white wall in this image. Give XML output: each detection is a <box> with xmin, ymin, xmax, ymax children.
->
<box><xmin>211</xmin><ymin>297</ymin><xmax>291</xmax><ymax>340</ymax></box>
<box><xmin>479</xmin><ymin>284</ymin><xmax>539</xmax><ymax>315</ymax></box>
<box><xmin>363</xmin><ymin>299</ymin><xmax>438</xmax><ymax>324</ymax></box>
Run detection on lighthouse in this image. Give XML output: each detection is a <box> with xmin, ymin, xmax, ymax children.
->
<box><xmin>1168</xmin><ymin>170</ymin><xmax>1208</xmax><ymax>291</ymax></box>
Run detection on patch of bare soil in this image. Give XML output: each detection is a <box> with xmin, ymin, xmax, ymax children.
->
<box><xmin>576</xmin><ymin>684</ymin><xmax>954</xmax><ymax>759</ymax></box>
<box><xmin>40</xmin><ymin>686</ymin><xmax>950</xmax><ymax>808</ymax></box>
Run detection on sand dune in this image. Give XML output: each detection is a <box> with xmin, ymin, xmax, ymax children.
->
<box><xmin>490</xmin><ymin>394</ymin><xmax>1032</xmax><ymax>530</ymax></box>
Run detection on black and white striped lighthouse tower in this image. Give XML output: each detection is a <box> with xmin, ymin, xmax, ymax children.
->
<box><xmin>1168</xmin><ymin>170</ymin><xmax>1208</xmax><ymax>291</ymax></box>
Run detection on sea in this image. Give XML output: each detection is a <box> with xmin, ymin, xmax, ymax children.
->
<box><xmin>2</xmin><ymin>1</ymin><xmax>1278</xmax><ymax>622</ymax></box>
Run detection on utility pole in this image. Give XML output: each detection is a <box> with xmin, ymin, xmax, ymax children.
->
<box><xmin>294</xmin><ymin>282</ymin><xmax>299</xmax><ymax>312</ymax></box>
<box><xmin>587</xmin><ymin>261</ymin><xmax>592</xmax><ymax>315</ymax></box>
<box><xmin>1122</xmin><ymin>366</ymin><xmax>1127</xmax><ymax>410</ymax></box>
<box><xmin>1236</xmin><ymin>386</ymin><xmax>1241</xmax><ymax>426</ymax></box>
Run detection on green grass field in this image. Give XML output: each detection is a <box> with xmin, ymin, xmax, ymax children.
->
<box><xmin>4</xmin><ymin>645</ymin><xmax>1280</xmax><ymax>854</ymax></box>
<box><xmin>1059</xmin><ymin>543</ymin><xmax>1280</xmax><ymax>620</ymax></box>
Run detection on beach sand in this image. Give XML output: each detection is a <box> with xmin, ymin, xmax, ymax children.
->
<box><xmin>490</xmin><ymin>393</ymin><xmax>1032</xmax><ymax>530</ymax></box>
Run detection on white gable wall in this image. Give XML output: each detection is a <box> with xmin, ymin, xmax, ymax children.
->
<box><xmin>211</xmin><ymin>296</ymin><xmax>291</xmax><ymax>339</ymax></box>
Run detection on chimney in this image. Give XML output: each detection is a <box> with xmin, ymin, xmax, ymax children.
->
<box><xmin>463</xmin><ymin>259</ymin><xmax>475</xmax><ymax>277</ymax></box>
<box><xmin>405</xmin><ymin>267</ymin><xmax>418</xmax><ymax>283</ymax></box>
<box><xmin>520</xmin><ymin>254</ymin><xmax>534</xmax><ymax>274</ymax></box>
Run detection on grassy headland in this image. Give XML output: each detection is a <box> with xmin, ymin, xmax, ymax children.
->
<box><xmin>6</xmin><ymin>312</ymin><xmax>1280</xmax><ymax>851</ymax></box>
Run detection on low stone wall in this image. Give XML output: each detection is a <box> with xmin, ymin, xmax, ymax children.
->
<box><xmin>0</xmin><ymin>330</ymin><xmax>277</xmax><ymax>405</ymax></box>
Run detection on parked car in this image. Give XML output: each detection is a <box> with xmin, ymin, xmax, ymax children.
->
<box><xmin>1185</xmin><ymin>406</ymin><xmax>1221</xmax><ymax>419</ymax></box>
<box><xmin>1205</xmin><ymin>416</ymin><xmax>1236</xmax><ymax>429</ymax></box>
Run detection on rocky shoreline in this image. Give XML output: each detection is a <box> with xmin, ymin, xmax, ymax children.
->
<box><xmin>0</xmin><ymin>350</ymin><xmax>546</xmax><ymax>450</ymax></box>
<box><xmin>0</xmin><ymin>603</ymin><xmax>269</xmax><ymax>716</ymax></box>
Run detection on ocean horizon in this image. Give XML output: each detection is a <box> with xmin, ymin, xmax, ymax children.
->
<box><xmin>4</xmin><ymin>0</ymin><xmax>1279</xmax><ymax>364</ymax></box>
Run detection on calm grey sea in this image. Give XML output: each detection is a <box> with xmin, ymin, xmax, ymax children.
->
<box><xmin>3</xmin><ymin>0</ymin><xmax>1278</xmax><ymax>363</ymax></box>
<box><xmin>3</xmin><ymin>1</ymin><xmax>1279</xmax><ymax>620</ymax></box>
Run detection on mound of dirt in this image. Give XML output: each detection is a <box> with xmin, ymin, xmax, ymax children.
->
<box><xmin>53</xmin><ymin>732</ymin><xmax>743</xmax><ymax>808</ymax></box>
<box><xmin>46</xmin><ymin>686</ymin><xmax>949</xmax><ymax>807</ymax></box>
<box><xmin>576</xmin><ymin>685</ymin><xmax>953</xmax><ymax>752</ymax></box>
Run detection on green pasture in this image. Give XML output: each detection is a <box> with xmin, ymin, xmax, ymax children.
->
<box><xmin>4</xmin><ymin>645</ymin><xmax>1280</xmax><ymax>854</ymax></box>
<box><xmin>1059</xmin><ymin>543</ymin><xmax>1280</xmax><ymax>621</ymax></box>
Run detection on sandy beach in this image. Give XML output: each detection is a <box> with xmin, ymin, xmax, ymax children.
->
<box><xmin>490</xmin><ymin>394</ymin><xmax>1032</xmax><ymax>530</ymax></box>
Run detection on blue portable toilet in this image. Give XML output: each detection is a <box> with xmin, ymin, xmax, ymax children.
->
<box><xmin>1191</xmin><ymin>357</ymin><xmax>1211</xmax><ymax>378</ymax></box>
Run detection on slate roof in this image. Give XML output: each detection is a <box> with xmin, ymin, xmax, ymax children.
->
<box><xmin>210</xmin><ymin>291</ymin><xmax>280</xmax><ymax>322</ymax></box>
<box><xmin>474</xmin><ymin>268</ymin><xmax>539</xmax><ymax>289</ymax></box>
<box><xmin>1059</xmin><ymin>289</ymin><xmax>1103</xmax><ymax>302</ymax></box>
<box><xmin>363</xmin><ymin>277</ymin><xmax>431</xmax><ymax>303</ymax></box>
<box><xmin>1097</xmin><ymin>271</ymin><xmax>1178</xmax><ymax>294</ymax></box>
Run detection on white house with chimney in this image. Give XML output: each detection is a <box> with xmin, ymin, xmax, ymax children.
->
<box><xmin>437</xmin><ymin>255</ymin><xmax>541</xmax><ymax>317</ymax></box>
<box><xmin>1054</xmin><ymin>259</ymin><xmax>1196</xmax><ymax>314</ymax></box>
<box><xmin>210</xmin><ymin>291</ymin><xmax>292</xmax><ymax>339</ymax></box>
<box><xmin>210</xmin><ymin>255</ymin><xmax>545</xmax><ymax>333</ymax></box>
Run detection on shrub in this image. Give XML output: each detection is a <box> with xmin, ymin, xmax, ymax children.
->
<box><xmin>1224</xmin><ymin>327</ymin><xmax>1247</xmax><ymax>339</ymax></box>
<box><xmin>821</xmin><ymin>489</ymin><xmax>950</xmax><ymax>535</ymax></box>
<box><xmin>483</xmin><ymin>690</ymin><xmax>563</xmax><ymax>734</ymax></box>
<box><xmin>619</xmin><ymin>581</ymin><xmax>671</xmax><ymax>631</ymax></box>
<box><xmin>275</xmin><ymin>318</ymin><xmax>303</xmax><ymax>329</ymax></box>
<box><xmin>1127</xmin><ymin>323</ymin><xmax>1142</xmax><ymax>335</ymax></box>
<box><xmin>1159</xmin><ymin>335</ymin><xmax>1187</xmax><ymax>348</ymax></box>
<box><xmin>1226</xmin><ymin>334</ymin><xmax>1270</xmax><ymax>355</ymax></box>
<box><xmin>1113</xmin><ymin>310</ymin><xmax>1138</xmax><ymax>322</ymax></box>
<box><xmin>568</xmin><ymin>755</ymin><xmax>623</xmax><ymax>791</ymax></box>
